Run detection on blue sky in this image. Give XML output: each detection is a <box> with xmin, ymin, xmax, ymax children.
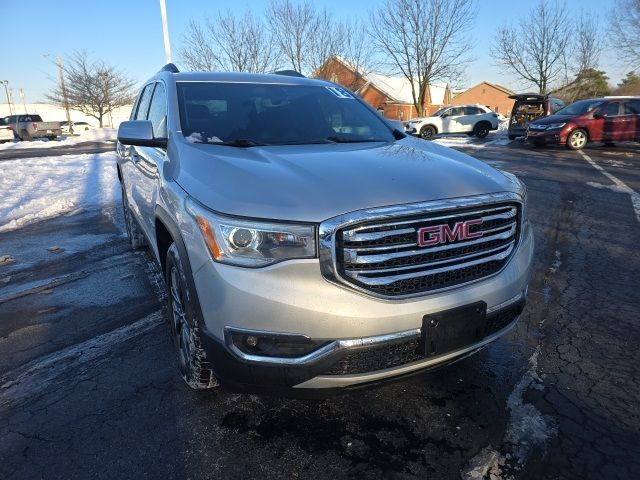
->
<box><xmin>0</xmin><ymin>0</ymin><xmax>628</xmax><ymax>104</ymax></box>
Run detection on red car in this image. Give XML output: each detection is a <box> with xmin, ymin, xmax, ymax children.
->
<box><xmin>525</xmin><ymin>97</ymin><xmax>640</xmax><ymax>150</ymax></box>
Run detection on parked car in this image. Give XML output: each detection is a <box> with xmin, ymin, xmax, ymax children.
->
<box><xmin>61</xmin><ymin>121</ymin><xmax>93</xmax><ymax>134</ymax></box>
<box><xmin>0</xmin><ymin>117</ymin><xmax>15</xmax><ymax>143</ymax></box>
<box><xmin>116</xmin><ymin>64</ymin><xmax>533</xmax><ymax>395</ymax></box>
<box><xmin>406</xmin><ymin>104</ymin><xmax>500</xmax><ymax>140</ymax></box>
<box><xmin>526</xmin><ymin>96</ymin><xmax>640</xmax><ymax>150</ymax></box>
<box><xmin>2</xmin><ymin>114</ymin><xmax>62</xmax><ymax>141</ymax></box>
<box><xmin>508</xmin><ymin>94</ymin><xmax>565</xmax><ymax>140</ymax></box>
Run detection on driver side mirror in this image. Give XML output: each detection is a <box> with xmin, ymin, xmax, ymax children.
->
<box><xmin>441</xmin><ymin>113</ymin><xmax>449</xmax><ymax>118</ymax></box>
<box><xmin>593</xmin><ymin>111</ymin><xmax>607</xmax><ymax>120</ymax></box>
<box><xmin>118</xmin><ymin>120</ymin><xmax>167</xmax><ymax>148</ymax></box>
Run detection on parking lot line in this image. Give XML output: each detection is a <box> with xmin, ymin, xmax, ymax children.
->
<box><xmin>579</xmin><ymin>150</ymin><xmax>640</xmax><ymax>224</ymax></box>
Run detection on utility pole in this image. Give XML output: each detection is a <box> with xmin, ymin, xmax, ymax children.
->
<box><xmin>159</xmin><ymin>0</ymin><xmax>172</xmax><ymax>64</ymax></box>
<box><xmin>55</xmin><ymin>57</ymin><xmax>73</xmax><ymax>135</ymax></box>
<box><xmin>1</xmin><ymin>80</ymin><xmax>13</xmax><ymax>115</ymax></box>
<box><xmin>19</xmin><ymin>89</ymin><xmax>27</xmax><ymax>114</ymax></box>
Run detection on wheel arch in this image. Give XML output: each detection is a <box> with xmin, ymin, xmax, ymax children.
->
<box><xmin>154</xmin><ymin>205</ymin><xmax>206</xmax><ymax>328</ymax></box>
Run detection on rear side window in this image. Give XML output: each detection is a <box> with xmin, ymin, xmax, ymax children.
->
<box><xmin>624</xmin><ymin>100</ymin><xmax>640</xmax><ymax>115</ymax></box>
<box><xmin>135</xmin><ymin>84</ymin><xmax>155</xmax><ymax>120</ymax></box>
<box><xmin>147</xmin><ymin>83</ymin><xmax>167</xmax><ymax>138</ymax></box>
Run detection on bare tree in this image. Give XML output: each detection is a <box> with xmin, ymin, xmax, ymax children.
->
<box><xmin>609</xmin><ymin>0</ymin><xmax>640</xmax><ymax>70</ymax></box>
<box><xmin>46</xmin><ymin>51</ymin><xmax>136</xmax><ymax>127</ymax></box>
<box><xmin>369</xmin><ymin>0</ymin><xmax>476</xmax><ymax>116</ymax></box>
<box><xmin>180</xmin><ymin>20</ymin><xmax>217</xmax><ymax>71</ymax></box>
<box><xmin>266</xmin><ymin>0</ymin><xmax>317</xmax><ymax>73</ymax></box>
<box><xmin>311</xmin><ymin>19</ymin><xmax>377</xmax><ymax>89</ymax></box>
<box><xmin>492</xmin><ymin>0</ymin><xmax>571</xmax><ymax>93</ymax></box>
<box><xmin>180</xmin><ymin>11</ymin><xmax>281</xmax><ymax>72</ymax></box>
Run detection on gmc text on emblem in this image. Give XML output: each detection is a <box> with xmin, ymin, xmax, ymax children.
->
<box><xmin>417</xmin><ymin>219</ymin><xmax>484</xmax><ymax>247</ymax></box>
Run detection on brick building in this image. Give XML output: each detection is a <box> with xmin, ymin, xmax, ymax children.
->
<box><xmin>450</xmin><ymin>81</ymin><xmax>515</xmax><ymax>114</ymax></box>
<box><xmin>314</xmin><ymin>56</ymin><xmax>452</xmax><ymax>121</ymax></box>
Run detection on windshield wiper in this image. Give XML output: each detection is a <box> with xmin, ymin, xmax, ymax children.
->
<box><xmin>197</xmin><ymin>139</ymin><xmax>268</xmax><ymax>147</ymax></box>
<box><xmin>325</xmin><ymin>136</ymin><xmax>388</xmax><ymax>143</ymax></box>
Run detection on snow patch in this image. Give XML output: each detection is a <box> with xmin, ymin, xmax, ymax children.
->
<box><xmin>548</xmin><ymin>250</ymin><xmax>561</xmax><ymax>274</ymax></box>
<box><xmin>462</xmin><ymin>447</ymin><xmax>508</xmax><ymax>480</ymax></box>
<box><xmin>0</xmin><ymin>152</ymin><xmax>120</xmax><ymax>232</ymax></box>
<box><xmin>504</xmin><ymin>347</ymin><xmax>556</xmax><ymax>466</ymax></box>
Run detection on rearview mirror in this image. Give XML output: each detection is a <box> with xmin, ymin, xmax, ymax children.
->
<box><xmin>118</xmin><ymin>120</ymin><xmax>167</xmax><ymax>148</ymax></box>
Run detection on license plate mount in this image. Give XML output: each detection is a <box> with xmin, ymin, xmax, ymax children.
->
<box><xmin>422</xmin><ymin>302</ymin><xmax>487</xmax><ymax>357</ymax></box>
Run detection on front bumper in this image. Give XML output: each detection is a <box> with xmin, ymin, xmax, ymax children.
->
<box><xmin>525</xmin><ymin>129</ymin><xmax>568</xmax><ymax>145</ymax></box>
<box><xmin>190</xmin><ymin>219</ymin><xmax>534</xmax><ymax>394</ymax></box>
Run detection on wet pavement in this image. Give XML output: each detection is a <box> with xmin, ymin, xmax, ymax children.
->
<box><xmin>0</xmin><ymin>140</ymin><xmax>638</xmax><ymax>479</ymax></box>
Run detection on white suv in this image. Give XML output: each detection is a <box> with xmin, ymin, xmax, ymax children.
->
<box><xmin>407</xmin><ymin>105</ymin><xmax>499</xmax><ymax>140</ymax></box>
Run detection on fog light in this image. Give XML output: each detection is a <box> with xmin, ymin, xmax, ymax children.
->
<box><xmin>245</xmin><ymin>335</ymin><xmax>259</xmax><ymax>347</ymax></box>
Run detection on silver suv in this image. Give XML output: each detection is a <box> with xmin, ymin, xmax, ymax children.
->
<box><xmin>116</xmin><ymin>64</ymin><xmax>534</xmax><ymax>396</ymax></box>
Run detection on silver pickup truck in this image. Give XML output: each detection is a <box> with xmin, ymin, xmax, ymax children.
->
<box><xmin>2</xmin><ymin>114</ymin><xmax>62</xmax><ymax>141</ymax></box>
<box><xmin>116</xmin><ymin>64</ymin><xmax>534</xmax><ymax>396</ymax></box>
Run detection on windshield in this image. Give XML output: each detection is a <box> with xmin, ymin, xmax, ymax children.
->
<box><xmin>176</xmin><ymin>82</ymin><xmax>396</xmax><ymax>145</ymax></box>
<box><xmin>555</xmin><ymin>99</ymin><xmax>604</xmax><ymax>116</ymax></box>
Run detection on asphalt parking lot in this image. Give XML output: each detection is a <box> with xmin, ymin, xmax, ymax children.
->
<box><xmin>0</xmin><ymin>138</ymin><xmax>639</xmax><ymax>479</ymax></box>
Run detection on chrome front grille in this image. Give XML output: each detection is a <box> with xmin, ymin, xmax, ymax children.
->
<box><xmin>319</xmin><ymin>195</ymin><xmax>522</xmax><ymax>299</ymax></box>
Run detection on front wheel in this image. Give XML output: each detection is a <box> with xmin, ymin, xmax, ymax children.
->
<box><xmin>566</xmin><ymin>129</ymin><xmax>588</xmax><ymax>150</ymax></box>
<box><xmin>420</xmin><ymin>125</ymin><xmax>436</xmax><ymax>140</ymax></box>
<box><xmin>473</xmin><ymin>122</ymin><xmax>491</xmax><ymax>139</ymax></box>
<box><xmin>165</xmin><ymin>243</ymin><xmax>218</xmax><ymax>390</ymax></box>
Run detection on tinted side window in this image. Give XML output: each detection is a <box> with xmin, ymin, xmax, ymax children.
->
<box><xmin>624</xmin><ymin>100</ymin><xmax>640</xmax><ymax>115</ymax></box>
<box><xmin>600</xmin><ymin>102</ymin><xmax>621</xmax><ymax>117</ymax></box>
<box><xmin>463</xmin><ymin>107</ymin><xmax>479</xmax><ymax>115</ymax></box>
<box><xmin>147</xmin><ymin>83</ymin><xmax>167</xmax><ymax>138</ymax></box>
<box><xmin>135</xmin><ymin>84</ymin><xmax>154</xmax><ymax>120</ymax></box>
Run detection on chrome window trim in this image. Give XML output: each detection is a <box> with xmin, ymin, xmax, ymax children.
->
<box><xmin>318</xmin><ymin>191</ymin><xmax>525</xmax><ymax>301</ymax></box>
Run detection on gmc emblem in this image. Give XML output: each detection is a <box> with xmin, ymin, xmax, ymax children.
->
<box><xmin>418</xmin><ymin>219</ymin><xmax>483</xmax><ymax>247</ymax></box>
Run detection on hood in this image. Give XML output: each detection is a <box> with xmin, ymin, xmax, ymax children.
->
<box><xmin>172</xmin><ymin>136</ymin><xmax>516</xmax><ymax>222</ymax></box>
<box><xmin>530</xmin><ymin>114</ymin><xmax>574</xmax><ymax>125</ymax></box>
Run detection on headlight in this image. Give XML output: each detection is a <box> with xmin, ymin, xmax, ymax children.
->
<box><xmin>186</xmin><ymin>198</ymin><xmax>316</xmax><ymax>267</ymax></box>
<box><xmin>545</xmin><ymin>122</ymin><xmax>566</xmax><ymax>130</ymax></box>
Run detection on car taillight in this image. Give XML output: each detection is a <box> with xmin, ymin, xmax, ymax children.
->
<box><xmin>33</xmin><ymin>123</ymin><xmax>37</xmax><ymax>130</ymax></box>
<box><xmin>4</xmin><ymin>127</ymin><xmax>11</xmax><ymax>130</ymax></box>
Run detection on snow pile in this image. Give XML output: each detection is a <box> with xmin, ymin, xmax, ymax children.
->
<box><xmin>0</xmin><ymin>152</ymin><xmax>120</xmax><ymax>232</ymax></box>
<box><xmin>0</xmin><ymin>128</ymin><xmax>117</xmax><ymax>150</ymax></box>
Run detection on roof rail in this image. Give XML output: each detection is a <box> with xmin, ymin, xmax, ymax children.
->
<box><xmin>160</xmin><ymin>63</ymin><xmax>180</xmax><ymax>73</ymax></box>
<box><xmin>273</xmin><ymin>70</ymin><xmax>305</xmax><ymax>78</ymax></box>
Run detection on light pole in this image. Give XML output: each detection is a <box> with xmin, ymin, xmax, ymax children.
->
<box><xmin>1</xmin><ymin>80</ymin><xmax>13</xmax><ymax>115</ymax></box>
<box><xmin>44</xmin><ymin>54</ymin><xmax>73</xmax><ymax>135</ymax></box>
<box><xmin>19</xmin><ymin>89</ymin><xmax>27</xmax><ymax>114</ymax></box>
<box><xmin>159</xmin><ymin>0</ymin><xmax>172</xmax><ymax>63</ymax></box>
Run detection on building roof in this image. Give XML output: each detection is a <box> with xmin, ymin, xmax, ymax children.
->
<box><xmin>362</xmin><ymin>72</ymin><xmax>448</xmax><ymax>105</ymax></box>
<box><xmin>453</xmin><ymin>81</ymin><xmax>515</xmax><ymax>97</ymax></box>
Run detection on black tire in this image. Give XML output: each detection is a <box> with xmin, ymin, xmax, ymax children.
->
<box><xmin>47</xmin><ymin>136</ymin><xmax>57</xmax><ymax>141</ymax></box>
<box><xmin>566</xmin><ymin>129</ymin><xmax>588</xmax><ymax>150</ymax></box>
<box><xmin>121</xmin><ymin>185</ymin><xmax>146</xmax><ymax>250</ymax></box>
<box><xmin>508</xmin><ymin>135</ymin><xmax>516</xmax><ymax>141</ymax></box>
<box><xmin>165</xmin><ymin>243</ymin><xmax>218</xmax><ymax>390</ymax></box>
<box><xmin>473</xmin><ymin>122</ymin><xmax>491</xmax><ymax>139</ymax></box>
<box><xmin>420</xmin><ymin>125</ymin><xmax>436</xmax><ymax>140</ymax></box>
